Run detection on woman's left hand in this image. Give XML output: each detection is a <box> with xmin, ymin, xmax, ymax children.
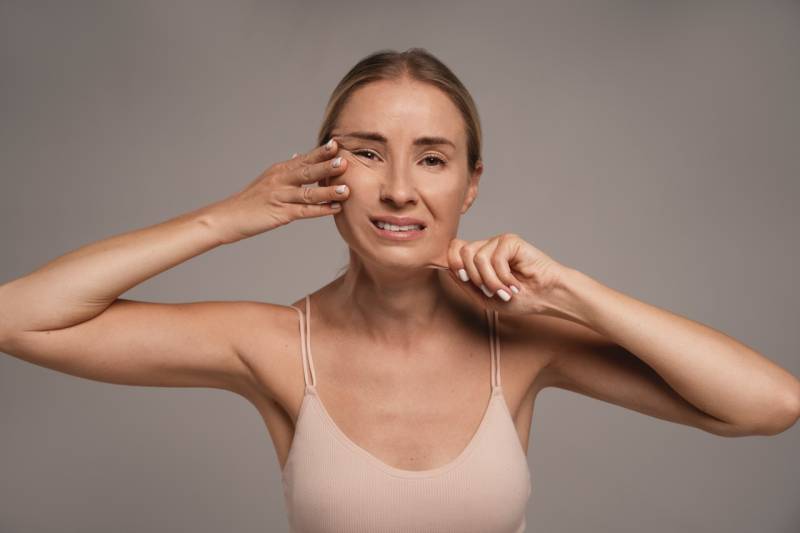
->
<box><xmin>445</xmin><ymin>232</ymin><xmax>572</xmax><ymax>316</ymax></box>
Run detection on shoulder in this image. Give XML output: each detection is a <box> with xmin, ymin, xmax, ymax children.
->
<box><xmin>222</xmin><ymin>301</ymin><xmax>306</xmax><ymax>405</ymax></box>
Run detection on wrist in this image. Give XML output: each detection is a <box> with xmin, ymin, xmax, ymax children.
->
<box><xmin>193</xmin><ymin>201</ymin><xmax>240</xmax><ymax>246</ymax></box>
<box><xmin>539</xmin><ymin>266</ymin><xmax>596</xmax><ymax>327</ymax></box>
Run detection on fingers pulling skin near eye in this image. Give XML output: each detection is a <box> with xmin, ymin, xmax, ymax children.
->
<box><xmin>285</xmin><ymin>151</ymin><xmax>347</xmax><ymax>187</ymax></box>
<box><xmin>284</xmin><ymin>138</ymin><xmax>339</xmax><ymax>172</ymax></box>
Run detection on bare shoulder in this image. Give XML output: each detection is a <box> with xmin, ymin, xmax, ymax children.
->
<box><xmin>225</xmin><ymin>300</ymin><xmax>305</xmax><ymax>407</ymax></box>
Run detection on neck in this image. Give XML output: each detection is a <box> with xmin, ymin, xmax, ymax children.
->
<box><xmin>322</xmin><ymin>254</ymin><xmax>466</xmax><ymax>349</ymax></box>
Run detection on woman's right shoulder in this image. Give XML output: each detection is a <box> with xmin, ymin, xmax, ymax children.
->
<box><xmin>227</xmin><ymin>300</ymin><xmax>306</xmax><ymax>404</ymax></box>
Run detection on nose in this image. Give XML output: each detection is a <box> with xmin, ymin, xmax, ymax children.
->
<box><xmin>379</xmin><ymin>161</ymin><xmax>418</xmax><ymax>207</ymax></box>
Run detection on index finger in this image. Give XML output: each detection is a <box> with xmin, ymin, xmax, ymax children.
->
<box><xmin>284</xmin><ymin>138</ymin><xmax>339</xmax><ymax>171</ymax></box>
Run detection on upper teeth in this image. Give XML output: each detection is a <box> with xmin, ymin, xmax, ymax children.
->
<box><xmin>375</xmin><ymin>220</ymin><xmax>423</xmax><ymax>231</ymax></box>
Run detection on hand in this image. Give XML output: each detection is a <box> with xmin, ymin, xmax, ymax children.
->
<box><xmin>207</xmin><ymin>139</ymin><xmax>351</xmax><ymax>244</ymax></box>
<box><xmin>446</xmin><ymin>233</ymin><xmax>571</xmax><ymax>315</ymax></box>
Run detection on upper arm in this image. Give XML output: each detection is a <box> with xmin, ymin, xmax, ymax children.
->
<box><xmin>0</xmin><ymin>298</ymin><xmax>271</xmax><ymax>398</ymax></box>
<box><xmin>528</xmin><ymin>315</ymin><xmax>746</xmax><ymax>437</ymax></box>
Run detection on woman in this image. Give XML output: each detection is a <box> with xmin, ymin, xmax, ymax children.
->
<box><xmin>1</xmin><ymin>48</ymin><xmax>798</xmax><ymax>533</ymax></box>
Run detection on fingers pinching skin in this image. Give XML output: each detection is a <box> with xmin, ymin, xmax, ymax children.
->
<box><xmin>473</xmin><ymin>240</ymin><xmax>515</xmax><ymax>302</ymax></box>
<box><xmin>273</xmin><ymin>138</ymin><xmax>350</xmax><ymax>212</ymax></box>
<box><xmin>451</xmin><ymin>237</ymin><xmax>516</xmax><ymax>302</ymax></box>
<box><xmin>285</xmin><ymin>138</ymin><xmax>339</xmax><ymax>171</ymax></box>
<box><xmin>491</xmin><ymin>235</ymin><xmax>523</xmax><ymax>295</ymax></box>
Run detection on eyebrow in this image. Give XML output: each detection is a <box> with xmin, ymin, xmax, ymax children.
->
<box><xmin>331</xmin><ymin>130</ymin><xmax>456</xmax><ymax>150</ymax></box>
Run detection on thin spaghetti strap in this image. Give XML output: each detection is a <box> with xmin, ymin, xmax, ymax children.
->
<box><xmin>289</xmin><ymin>301</ymin><xmax>314</xmax><ymax>388</ymax></box>
<box><xmin>486</xmin><ymin>308</ymin><xmax>500</xmax><ymax>389</ymax></box>
<box><xmin>493</xmin><ymin>310</ymin><xmax>502</xmax><ymax>388</ymax></box>
<box><xmin>303</xmin><ymin>295</ymin><xmax>318</xmax><ymax>387</ymax></box>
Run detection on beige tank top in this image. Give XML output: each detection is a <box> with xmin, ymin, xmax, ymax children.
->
<box><xmin>282</xmin><ymin>294</ymin><xmax>531</xmax><ymax>532</ymax></box>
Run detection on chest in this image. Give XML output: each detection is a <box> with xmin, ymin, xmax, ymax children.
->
<box><xmin>250</xmin><ymin>313</ymin><xmax>545</xmax><ymax>474</ymax></box>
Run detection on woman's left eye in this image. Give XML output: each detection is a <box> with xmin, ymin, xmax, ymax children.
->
<box><xmin>422</xmin><ymin>154</ymin><xmax>446</xmax><ymax>167</ymax></box>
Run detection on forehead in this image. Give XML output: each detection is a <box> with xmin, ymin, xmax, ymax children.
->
<box><xmin>334</xmin><ymin>79</ymin><xmax>466</xmax><ymax>147</ymax></box>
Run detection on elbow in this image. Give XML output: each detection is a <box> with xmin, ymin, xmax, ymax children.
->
<box><xmin>748</xmin><ymin>386</ymin><xmax>800</xmax><ymax>437</ymax></box>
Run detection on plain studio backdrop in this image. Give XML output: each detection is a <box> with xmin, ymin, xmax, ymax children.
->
<box><xmin>1</xmin><ymin>1</ymin><xmax>798</xmax><ymax>532</ymax></box>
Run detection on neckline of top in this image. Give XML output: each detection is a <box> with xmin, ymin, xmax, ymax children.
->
<box><xmin>286</xmin><ymin>383</ymin><xmax>506</xmax><ymax>479</ymax></box>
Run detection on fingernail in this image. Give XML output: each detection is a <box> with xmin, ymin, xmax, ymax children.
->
<box><xmin>325</xmin><ymin>139</ymin><xmax>335</xmax><ymax>151</ymax></box>
<box><xmin>332</xmin><ymin>156</ymin><xmax>342</xmax><ymax>168</ymax></box>
<box><xmin>480</xmin><ymin>284</ymin><xmax>494</xmax><ymax>297</ymax></box>
<box><xmin>458</xmin><ymin>268</ymin><xmax>469</xmax><ymax>282</ymax></box>
<box><xmin>292</xmin><ymin>152</ymin><xmax>299</xmax><ymax>159</ymax></box>
<box><xmin>331</xmin><ymin>201</ymin><xmax>341</xmax><ymax>209</ymax></box>
<box><xmin>335</xmin><ymin>184</ymin><xmax>348</xmax><ymax>194</ymax></box>
<box><xmin>497</xmin><ymin>289</ymin><xmax>511</xmax><ymax>302</ymax></box>
<box><xmin>510</xmin><ymin>285</ymin><xmax>520</xmax><ymax>294</ymax></box>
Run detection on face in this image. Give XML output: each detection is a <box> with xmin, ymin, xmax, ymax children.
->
<box><xmin>324</xmin><ymin>78</ymin><xmax>483</xmax><ymax>271</ymax></box>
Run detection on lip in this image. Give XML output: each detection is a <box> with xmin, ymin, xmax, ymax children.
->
<box><xmin>368</xmin><ymin>215</ymin><xmax>427</xmax><ymax>241</ymax></box>
<box><xmin>369</xmin><ymin>215</ymin><xmax>427</xmax><ymax>228</ymax></box>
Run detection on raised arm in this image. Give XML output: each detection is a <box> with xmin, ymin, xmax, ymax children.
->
<box><xmin>0</xmin><ymin>138</ymin><xmax>350</xmax><ymax>398</ymax></box>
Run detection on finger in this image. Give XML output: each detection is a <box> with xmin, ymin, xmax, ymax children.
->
<box><xmin>474</xmin><ymin>239</ymin><xmax>516</xmax><ymax>301</ymax></box>
<box><xmin>472</xmin><ymin>239</ymin><xmax>503</xmax><ymax>299</ymax></box>
<box><xmin>291</xmin><ymin>200</ymin><xmax>343</xmax><ymax>220</ymax></box>
<box><xmin>458</xmin><ymin>240</ymin><xmax>490</xmax><ymax>294</ymax></box>
<box><xmin>491</xmin><ymin>235</ymin><xmax>524</xmax><ymax>295</ymax></box>
<box><xmin>287</xmin><ymin>153</ymin><xmax>348</xmax><ymax>186</ymax></box>
<box><xmin>447</xmin><ymin>238</ymin><xmax>467</xmax><ymax>279</ymax></box>
<box><xmin>281</xmin><ymin>182</ymin><xmax>350</xmax><ymax>205</ymax></box>
<box><xmin>284</xmin><ymin>138</ymin><xmax>339</xmax><ymax>172</ymax></box>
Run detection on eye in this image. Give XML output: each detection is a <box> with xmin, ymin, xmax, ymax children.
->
<box><xmin>352</xmin><ymin>149</ymin><xmax>446</xmax><ymax>167</ymax></box>
<box><xmin>353</xmin><ymin>149</ymin><xmax>379</xmax><ymax>161</ymax></box>
<box><xmin>421</xmin><ymin>154</ymin><xmax>446</xmax><ymax>167</ymax></box>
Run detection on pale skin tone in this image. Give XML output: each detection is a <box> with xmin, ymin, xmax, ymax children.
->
<box><xmin>1</xmin><ymin>77</ymin><xmax>799</xmax><ymax>478</ymax></box>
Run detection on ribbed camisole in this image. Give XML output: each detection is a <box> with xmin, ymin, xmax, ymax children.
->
<box><xmin>282</xmin><ymin>294</ymin><xmax>532</xmax><ymax>533</ymax></box>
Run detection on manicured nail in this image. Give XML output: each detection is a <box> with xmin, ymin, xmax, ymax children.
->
<box><xmin>335</xmin><ymin>184</ymin><xmax>348</xmax><ymax>194</ymax></box>
<box><xmin>497</xmin><ymin>289</ymin><xmax>511</xmax><ymax>302</ymax></box>
<box><xmin>458</xmin><ymin>268</ymin><xmax>469</xmax><ymax>282</ymax></box>
<box><xmin>330</xmin><ymin>202</ymin><xmax>341</xmax><ymax>209</ymax></box>
<box><xmin>332</xmin><ymin>156</ymin><xmax>342</xmax><ymax>168</ymax></box>
<box><xmin>510</xmin><ymin>285</ymin><xmax>520</xmax><ymax>294</ymax></box>
<box><xmin>325</xmin><ymin>139</ymin><xmax>335</xmax><ymax>151</ymax></box>
<box><xmin>480</xmin><ymin>284</ymin><xmax>494</xmax><ymax>297</ymax></box>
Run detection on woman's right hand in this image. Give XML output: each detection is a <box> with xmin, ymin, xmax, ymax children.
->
<box><xmin>207</xmin><ymin>138</ymin><xmax>350</xmax><ymax>244</ymax></box>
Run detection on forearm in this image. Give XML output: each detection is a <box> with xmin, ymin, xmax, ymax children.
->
<box><xmin>0</xmin><ymin>202</ymin><xmax>226</xmax><ymax>334</ymax></box>
<box><xmin>546</xmin><ymin>267</ymin><xmax>800</xmax><ymax>433</ymax></box>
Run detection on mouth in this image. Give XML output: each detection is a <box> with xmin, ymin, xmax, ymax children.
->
<box><xmin>368</xmin><ymin>216</ymin><xmax>428</xmax><ymax>240</ymax></box>
<box><xmin>369</xmin><ymin>217</ymin><xmax>427</xmax><ymax>233</ymax></box>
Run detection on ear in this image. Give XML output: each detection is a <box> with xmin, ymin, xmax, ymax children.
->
<box><xmin>460</xmin><ymin>160</ymin><xmax>484</xmax><ymax>214</ymax></box>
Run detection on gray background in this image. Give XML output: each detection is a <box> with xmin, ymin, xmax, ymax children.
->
<box><xmin>1</xmin><ymin>1</ymin><xmax>798</xmax><ymax>531</ymax></box>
